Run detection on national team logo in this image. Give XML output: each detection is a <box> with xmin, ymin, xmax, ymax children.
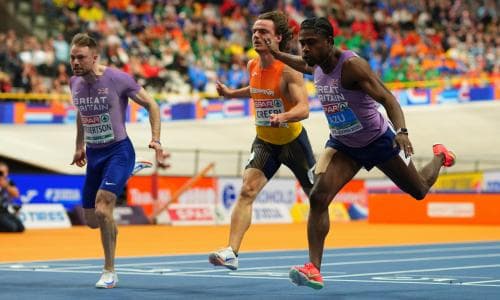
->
<box><xmin>97</xmin><ymin>88</ymin><xmax>109</xmax><ymax>95</ymax></box>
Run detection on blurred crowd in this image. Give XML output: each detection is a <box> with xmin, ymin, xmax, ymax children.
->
<box><xmin>0</xmin><ymin>0</ymin><xmax>498</xmax><ymax>98</ymax></box>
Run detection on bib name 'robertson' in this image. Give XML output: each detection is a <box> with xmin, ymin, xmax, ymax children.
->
<box><xmin>85</xmin><ymin>124</ymin><xmax>112</xmax><ymax>134</ymax></box>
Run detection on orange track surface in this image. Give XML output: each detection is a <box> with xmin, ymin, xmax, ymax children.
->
<box><xmin>1</xmin><ymin>221</ymin><xmax>500</xmax><ymax>262</ymax></box>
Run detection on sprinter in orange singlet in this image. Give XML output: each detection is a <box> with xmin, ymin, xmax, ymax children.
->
<box><xmin>208</xmin><ymin>11</ymin><xmax>316</xmax><ymax>270</ymax></box>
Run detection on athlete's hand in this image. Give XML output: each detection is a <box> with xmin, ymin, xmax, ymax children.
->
<box><xmin>0</xmin><ymin>176</ymin><xmax>8</xmax><ymax>188</ymax></box>
<box><xmin>71</xmin><ymin>148</ymin><xmax>86</xmax><ymax>167</ymax></box>
<box><xmin>264</xmin><ymin>38</ymin><xmax>280</xmax><ymax>57</ymax></box>
<box><xmin>395</xmin><ymin>134</ymin><xmax>413</xmax><ymax>158</ymax></box>
<box><xmin>216</xmin><ymin>80</ymin><xmax>230</xmax><ymax>98</ymax></box>
<box><xmin>270</xmin><ymin>113</ymin><xmax>286</xmax><ymax>127</ymax></box>
<box><xmin>148</xmin><ymin>140</ymin><xmax>171</xmax><ymax>169</ymax></box>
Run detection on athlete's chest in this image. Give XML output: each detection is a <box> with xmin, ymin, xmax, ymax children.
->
<box><xmin>249</xmin><ymin>68</ymin><xmax>285</xmax><ymax>99</ymax></box>
<box><xmin>72</xmin><ymin>82</ymin><xmax>120</xmax><ymax>114</ymax></box>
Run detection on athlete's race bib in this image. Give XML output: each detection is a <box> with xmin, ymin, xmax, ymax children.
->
<box><xmin>323</xmin><ymin>102</ymin><xmax>362</xmax><ymax>136</ymax></box>
<box><xmin>81</xmin><ymin>113</ymin><xmax>115</xmax><ymax>144</ymax></box>
<box><xmin>254</xmin><ymin>98</ymin><xmax>288</xmax><ymax>127</ymax></box>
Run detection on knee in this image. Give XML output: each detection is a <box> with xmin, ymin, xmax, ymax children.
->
<box><xmin>94</xmin><ymin>206</ymin><xmax>112</xmax><ymax>221</ymax></box>
<box><xmin>86</xmin><ymin>222</ymin><xmax>99</xmax><ymax>229</ymax></box>
<box><xmin>309</xmin><ymin>190</ymin><xmax>330</xmax><ymax>212</ymax></box>
<box><xmin>239</xmin><ymin>185</ymin><xmax>259</xmax><ymax>203</ymax></box>
<box><xmin>407</xmin><ymin>185</ymin><xmax>427</xmax><ymax>200</ymax></box>
<box><xmin>411</xmin><ymin>190</ymin><xmax>426</xmax><ymax>201</ymax></box>
<box><xmin>84</xmin><ymin>216</ymin><xmax>99</xmax><ymax>229</ymax></box>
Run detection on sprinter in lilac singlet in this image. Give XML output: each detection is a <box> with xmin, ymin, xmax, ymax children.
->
<box><xmin>266</xmin><ymin>17</ymin><xmax>456</xmax><ymax>290</ymax></box>
<box><xmin>69</xmin><ymin>33</ymin><xmax>169</xmax><ymax>289</ymax></box>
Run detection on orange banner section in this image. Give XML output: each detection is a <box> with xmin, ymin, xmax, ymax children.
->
<box><xmin>127</xmin><ymin>176</ymin><xmax>217</xmax><ymax>216</ymax></box>
<box><xmin>369</xmin><ymin>193</ymin><xmax>500</xmax><ymax>225</ymax></box>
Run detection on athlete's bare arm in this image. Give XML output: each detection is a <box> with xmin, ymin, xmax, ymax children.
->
<box><xmin>216</xmin><ymin>60</ymin><xmax>254</xmax><ymax>99</ymax></box>
<box><xmin>71</xmin><ymin>112</ymin><xmax>87</xmax><ymax>167</ymax></box>
<box><xmin>342</xmin><ymin>57</ymin><xmax>413</xmax><ymax>157</ymax></box>
<box><xmin>216</xmin><ymin>81</ymin><xmax>251</xmax><ymax>98</ymax></box>
<box><xmin>265</xmin><ymin>39</ymin><xmax>315</xmax><ymax>75</ymax></box>
<box><xmin>270</xmin><ymin>66</ymin><xmax>309</xmax><ymax>125</ymax></box>
<box><xmin>130</xmin><ymin>87</ymin><xmax>170</xmax><ymax>168</ymax></box>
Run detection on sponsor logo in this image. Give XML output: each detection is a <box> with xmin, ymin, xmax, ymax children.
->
<box><xmin>81</xmin><ymin>115</ymin><xmax>102</xmax><ymax>125</ymax></box>
<box><xmin>20</xmin><ymin>189</ymin><xmax>38</xmax><ymax>203</ymax></box>
<box><xmin>427</xmin><ymin>202</ymin><xmax>475</xmax><ymax>218</ymax></box>
<box><xmin>45</xmin><ymin>188</ymin><xmax>81</xmax><ymax>202</ymax></box>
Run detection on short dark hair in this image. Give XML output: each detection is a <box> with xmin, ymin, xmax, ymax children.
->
<box><xmin>258</xmin><ymin>11</ymin><xmax>293</xmax><ymax>51</ymax></box>
<box><xmin>300</xmin><ymin>17</ymin><xmax>334</xmax><ymax>42</ymax></box>
<box><xmin>71</xmin><ymin>33</ymin><xmax>98</xmax><ymax>50</ymax></box>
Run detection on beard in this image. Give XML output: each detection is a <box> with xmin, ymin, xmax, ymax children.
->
<box><xmin>303</xmin><ymin>56</ymin><xmax>316</xmax><ymax>66</ymax></box>
<box><xmin>72</xmin><ymin>68</ymin><xmax>90</xmax><ymax>76</ymax></box>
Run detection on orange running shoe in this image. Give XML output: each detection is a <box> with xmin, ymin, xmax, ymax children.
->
<box><xmin>433</xmin><ymin>144</ymin><xmax>456</xmax><ymax>167</ymax></box>
<box><xmin>289</xmin><ymin>262</ymin><xmax>324</xmax><ymax>290</ymax></box>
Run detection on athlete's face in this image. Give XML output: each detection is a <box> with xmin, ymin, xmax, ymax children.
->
<box><xmin>70</xmin><ymin>45</ymin><xmax>97</xmax><ymax>76</ymax></box>
<box><xmin>252</xmin><ymin>19</ymin><xmax>281</xmax><ymax>52</ymax></box>
<box><xmin>298</xmin><ymin>29</ymin><xmax>331</xmax><ymax>66</ymax></box>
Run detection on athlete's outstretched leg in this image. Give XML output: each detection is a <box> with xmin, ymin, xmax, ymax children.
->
<box><xmin>289</xmin><ymin>148</ymin><xmax>360</xmax><ymax>290</ymax></box>
<box><xmin>228</xmin><ymin>168</ymin><xmax>268</xmax><ymax>253</ymax></box>
<box><xmin>90</xmin><ymin>189</ymin><xmax>119</xmax><ymax>289</ymax></box>
<box><xmin>307</xmin><ymin>149</ymin><xmax>360</xmax><ymax>269</ymax></box>
<box><xmin>95</xmin><ymin>190</ymin><xmax>118</xmax><ymax>270</ymax></box>
<box><xmin>208</xmin><ymin>168</ymin><xmax>268</xmax><ymax>270</ymax></box>
<box><xmin>377</xmin><ymin>145</ymin><xmax>455</xmax><ymax>200</ymax></box>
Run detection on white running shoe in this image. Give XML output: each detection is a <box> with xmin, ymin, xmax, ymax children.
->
<box><xmin>208</xmin><ymin>246</ymin><xmax>239</xmax><ymax>270</ymax></box>
<box><xmin>95</xmin><ymin>270</ymin><xmax>118</xmax><ymax>289</ymax></box>
<box><xmin>131</xmin><ymin>160</ymin><xmax>153</xmax><ymax>176</ymax></box>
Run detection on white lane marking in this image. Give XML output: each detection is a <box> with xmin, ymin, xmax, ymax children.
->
<box><xmin>462</xmin><ymin>279</ymin><xmax>500</xmax><ymax>286</ymax></box>
<box><xmin>1</xmin><ymin>267</ymin><xmax>499</xmax><ymax>288</ymax></box>
<box><xmin>325</xmin><ymin>264</ymin><xmax>500</xmax><ymax>279</ymax></box>
<box><xmin>6</xmin><ymin>252</ymin><xmax>500</xmax><ymax>274</ymax></box>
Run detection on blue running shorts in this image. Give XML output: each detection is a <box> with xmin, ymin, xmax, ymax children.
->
<box><xmin>82</xmin><ymin>138</ymin><xmax>135</xmax><ymax>209</ymax></box>
<box><xmin>325</xmin><ymin>128</ymin><xmax>400</xmax><ymax>171</ymax></box>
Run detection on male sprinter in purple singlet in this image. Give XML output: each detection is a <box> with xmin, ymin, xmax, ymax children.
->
<box><xmin>266</xmin><ymin>18</ymin><xmax>456</xmax><ymax>289</ymax></box>
<box><xmin>69</xmin><ymin>33</ymin><xmax>169</xmax><ymax>289</ymax></box>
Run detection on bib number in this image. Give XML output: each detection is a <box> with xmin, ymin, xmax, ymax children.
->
<box><xmin>323</xmin><ymin>102</ymin><xmax>362</xmax><ymax>136</ymax></box>
<box><xmin>81</xmin><ymin>113</ymin><xmax>115</xmax><ymax>144</ymax></box>
<box><xmin>254</xmin><ymin>98</ymin><xmax>288</xmax><ymax>128</ymax></box>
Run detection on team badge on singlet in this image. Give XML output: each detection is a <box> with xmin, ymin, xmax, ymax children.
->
<box><xmin>323</xmin><ymin>102</ymin><xmax>363</xmax><ymax>136</ymax></box>
<box><xmin>81</xmin><ymin>113</ymin><xmax>115</xmax><ymax>144</ymax></box>
<box><xmin>254</xmin><ymin>98</ymin><xmax>288</xmax><ymax>128</ymax></box>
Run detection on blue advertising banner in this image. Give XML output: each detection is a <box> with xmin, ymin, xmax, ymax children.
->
<box><xmin>470</xmin><ymin>86</ymin><xmax>494</xmax><ymax>101</ymax></box>
<box><xmin>172</xmin><ymin>102</ymin><xmax>196</xmax><ymax>120</ymax></box>
<box><xmin>9</xmin><ymin>174</ymin><xmax>85</xmax><ymax>211</ymax></box>
<box><xmin>0</xmin><ymin>102</ymin><xmax>14</xmax><ymax>123</ymax></box>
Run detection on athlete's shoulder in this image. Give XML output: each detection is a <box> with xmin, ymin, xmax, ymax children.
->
<box><xmin>247</xmin><ymin>58</ymin><xmax>258</xmax><ymax>71</ymax></box>
<box><xmin>282</xmin><ymin>63</ymin><xmax>303</xmax><ymax>80</ymax></box>
<box><xmin>105</xmin><ymin>66</ymin><xmax>131</xmax><ymax>78</ymax></box>
<box><xmin>344</xmin><ymin>56</ymin><xmax>369</xmax><ymax>72</ymax></box>
<box><xmin>69</xmin><ymin>76</ymin><xmax>83</xmax><ymax>88</ymax></box>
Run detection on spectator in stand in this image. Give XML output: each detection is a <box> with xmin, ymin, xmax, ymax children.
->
<box><xmin>0</xmin><ymin>0</ymin><xmax>497</xmax><ymax>95</ymax></box>
<box><xmin>0</xmin><ymin>161</ymin><xmax>24</xmax><ymax>233</ymax></box>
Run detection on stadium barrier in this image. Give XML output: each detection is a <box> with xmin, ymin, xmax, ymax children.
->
<box><xmin>368</xmin><ymin>193</ymin><xmax>500</xmax><ymax>225</ymax></box>
<box><xmin>0</xmin><ymin>76</ymin><xmax>498</xmax><ymax>124</ymax></box>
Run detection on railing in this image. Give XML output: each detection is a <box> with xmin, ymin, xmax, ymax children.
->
<box><xmin>135</xmin><ymin>147</ymin><xmax>500</xmax><ymax>179</ymax></box>
<box><xmin>0</xmin><ymin>75</ymin><xmax>497</xmax><ymax>103</ymax></box>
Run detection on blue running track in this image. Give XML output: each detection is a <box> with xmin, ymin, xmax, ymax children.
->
<box><xmin>1</xmin><ymin>241</ymin><xmax>499</xmax><ymax>299</ymax></box>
